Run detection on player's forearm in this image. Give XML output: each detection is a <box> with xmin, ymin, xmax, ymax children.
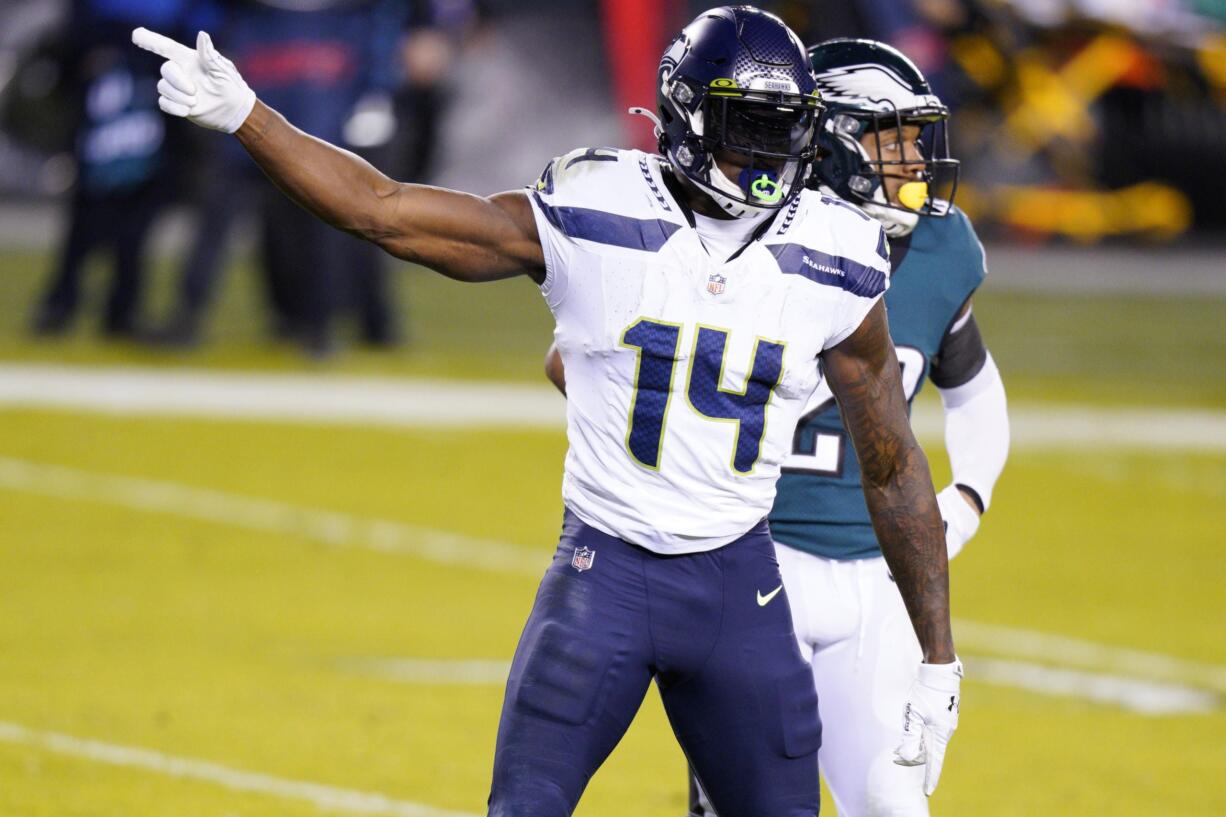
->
<box><xmin>862</xmin><ymin>439</ymin><xmax>956</xmax><ymax>664</ymax></box>
<box><xmin>235</xmin><ymin>102</ymin><xmax>540</xmax><ymax>282</ymax></box>
<box><xmin>825</xmin><ymin>303</ymin><xmax>956</xmax><ymax>664</ymax></box>
<box><xmin>235</xmin><ymin>101</ymin><xmax>396</xmax><ymax>246</ymax></box>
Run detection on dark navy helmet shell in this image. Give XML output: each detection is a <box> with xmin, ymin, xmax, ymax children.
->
<box><xmin>808</xmin><ymin>38</ymin><xmax>959</xmax><ymax>235</ymax></box>
<box><xmin>651</xmin><ymin>6</ymin><xmax>822</xmax><ymax>218</ymax></box>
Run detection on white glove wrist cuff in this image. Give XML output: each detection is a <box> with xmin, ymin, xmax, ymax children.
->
<box><xmin>221</xmin><ymin>89</ymin><xmax>257</xmax><ymax>134</ymax></box>
<box><xmin>936</xmin><ymin>483</ymin><xmax>980</xmax><ymax>560</ymax></box>
<box><xmin>918</xmin><ymin>657</ymin><xmax>963</xmax><ymax>691</ymax></box>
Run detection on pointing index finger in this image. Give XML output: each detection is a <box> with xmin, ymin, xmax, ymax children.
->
<box><xmin>131</xmin><ymin>27</ymin><xmax>195</xmax><ymax>63</ymax></box>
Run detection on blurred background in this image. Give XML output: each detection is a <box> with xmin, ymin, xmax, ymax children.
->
<box><xmin>1</xmin><ymin>0</ymin><xmax>1224</xmax><ymax>358</ymax></box>
<box><xmin>0</xmin><ymin>2</ymin><xmax>1223</xmax><ymax>816</ymax></box>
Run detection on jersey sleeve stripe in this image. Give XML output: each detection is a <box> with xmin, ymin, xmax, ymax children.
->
<box><xmin>766</xmin><ymin>244</ymin><xmax>888</xmax><ymax>298</ymax></box>
<box><xmin>531</xmin><ymin>192</ymin><xmax>682</xmax><ymax>252</ymax></box>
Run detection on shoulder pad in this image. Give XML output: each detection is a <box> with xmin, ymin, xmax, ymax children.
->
<box><xmin>530</xmin><ymin>149</ymin><xmax>684</xmax><ymax>250</ymax></box>
<box><xmin>532</xmin><ymin>148</ymin><xmax>657</xmax><ymax>210</ymax></box>
<box><xmin>782</xmin><ymin>189</ymin><xmax>890</xmax><ymax>267</ymax></box>
<box><xmin>764</xmin><ymin>189</ymin><xmax>891</xmax><ymax>296</ymax></box>
<box><xmin>944</xmin><ymin>205</ymin><xmax>985</xmax><ymax>265</ymax></box>
<box><xmin>919</xmin><ymin>204</ymin><xmax>988</xmax><ymax>287</ymax></box>
<box><xmin>804</xmin><ymin>188</ymin><xmax>877</xmax><ymax>224</ymax></box>
<box><xmin>533</xmin><ymin>148</ymin><xmax>621</xmax><ymax>192</ymax></box>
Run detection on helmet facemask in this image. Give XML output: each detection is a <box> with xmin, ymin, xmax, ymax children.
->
<box><xmin>665</xmin><ymin>77</ymin><xmax>821</xmax><ymax>218</ymax></box>
<box><xmin>825</xmin><ymin>102</ymin><xmax>959</xmax><ymax>235</ymax></box>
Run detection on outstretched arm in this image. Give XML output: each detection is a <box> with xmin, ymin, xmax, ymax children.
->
<box><xmin>133</xmin><ymin>28</ymin><xmax>543</xmax><ymax>283</ymax></box>
<box><xmin>236</xmin><ymin>102</ymin><xmax>543</xmax><ymax>282</ymax></box>
<box><xmin>822</xmin><ymin>300</ymin><xmax>954</xmax><ymax>663</ymax></box>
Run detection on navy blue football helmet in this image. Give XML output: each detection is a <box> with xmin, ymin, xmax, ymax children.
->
<box><xmin>809</xmin><ymin>39</ymin><xmax>959</xmax><ymax>236</ymax></box>
<box><xmin>649</xmin><ymin>6</ymin><xmax>822</xmax><ymax>218</ymax></box>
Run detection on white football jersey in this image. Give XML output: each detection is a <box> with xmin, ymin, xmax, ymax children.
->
<box><xmin>528</xmin><ymin>148</ymin><xmax>889</xmax><ymax>554</ymax></box>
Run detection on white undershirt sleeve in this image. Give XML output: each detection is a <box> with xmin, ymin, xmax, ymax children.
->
<box><xmin>937</xmin><ymin>351</ymin><xmax>1009</xmax><ymax>512</ymax></box>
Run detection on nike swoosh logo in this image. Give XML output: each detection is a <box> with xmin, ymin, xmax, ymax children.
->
<box><xmin>756</xmin><ymin>584</ymin><xmax>784</xmax><ymax>607</ymax></box>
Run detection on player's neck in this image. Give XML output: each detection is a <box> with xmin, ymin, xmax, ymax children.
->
<box><xmin>687</xmin><ymin>192</ymin><xmax>737</xmax><ymax>220</ymax></box>
<box><xmin>662</xmin><ymin>165</ymin><xmax>737</xmax><ymax>221</ymax></box>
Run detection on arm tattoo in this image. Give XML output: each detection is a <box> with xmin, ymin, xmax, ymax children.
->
<box><xmin>824</xmin><ymin>306</ymin><xmax>956</xmax><ymax>663</ymax></box>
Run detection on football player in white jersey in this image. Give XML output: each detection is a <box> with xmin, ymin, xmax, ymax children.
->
<box><xmin>133</xmin><ymin>8</ymin><xmax>961</xmax><ymax>816</ymax></box>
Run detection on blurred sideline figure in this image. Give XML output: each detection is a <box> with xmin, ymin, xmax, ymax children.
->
<box><xmin>386</xmin><ymin>0</ymin><xmax>481</xmax><ymax>185</ymax></box>
<box><xmin>134</xmin><ymin>7</ymin><xmax>961</xmax><ymax>815</ymax></box>
<box><xmin>29</xmin><ymin>0</ymin><xmax>209</xmax><ymax>338</ymax></box>
<box><xmin>148</xmin><ymin>0</ymin><xmax>434</xmax><ymax>355</ymax></box>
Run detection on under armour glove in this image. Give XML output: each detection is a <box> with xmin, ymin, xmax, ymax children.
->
<box><xmin>132</xmin><ymin>28</ymin><xmax>256</xmax><ymax>134</ymax></box>
<box><xmin>936</xmin><ymin>483</ymin><xmax>980</xmax><ymax>560</ymax></box>
<box><xmin>894</xmin><ymin>658</ymin><xmax>963</xmax><ymax>796</ymax></box>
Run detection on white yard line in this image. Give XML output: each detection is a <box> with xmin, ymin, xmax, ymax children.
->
<box><xmin>343</xmin><ymin>656</ymin><xmax>1215</xmax><ymax>715</ymax></box>
<box><xmin>0</xmin><ymin>721</ymin><xmax>478</xmax><ymax>817</ymax></box>
<box><xmin>2</xmin><ymin>363</ymin><xmax>1225</xmax><ymax>451</ymax></box>
<box><xmin>0</xmin><ymin>457</ymin><xmax>544</xmax><ymax>577</ymax></box>
<box><xmin>988</xmin><ymin>405</ymin><xmax>1226</xmax><ymax>452</ymax></box>
<box><xmin>954</xmin><ymin>619</ymin><xmax>1226</xmax><ymax>694</ymax></box>
<box><xmin>1</xmin><ymin>456</ymin><xmax>1222</xmax><ymax>715</ymax></box>
<box><xmin>0</xmin><ymin>666</ymin><xmax>1209</xmax><ymax>817</ymax></box>
<box><xmin>967</xmin><ymin>658</ymin><xmax>1217</xmax><ymax>715</ymax></box>
<box><xmin>0</xmin><ymin>365</ymin><xmax>566</xmax><ymax>429</ymax></box>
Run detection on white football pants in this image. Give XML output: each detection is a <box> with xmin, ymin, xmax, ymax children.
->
<box><xmin>775</xmin><ymin>543</ymin><xmax>928</xmax><ymax>817</ymax></box>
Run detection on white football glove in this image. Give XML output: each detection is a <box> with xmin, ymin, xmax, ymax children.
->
<box><xmin>936</xmin><ymin>483</ymin><xmax>980</xmax><ymax>560</ymax></box>
<box><xmin>132</xmin><ymin>28</ymin><xmax>256</xmax><ymax>134</ymax></box>
<box><xmin>894</xmin><ymin>658</ymin><xmax>963</xmax><ymax>796</ymax></box>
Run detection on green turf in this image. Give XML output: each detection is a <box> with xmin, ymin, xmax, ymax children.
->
<box><xmin>973</xmin><ymin>288</ymin><xmax>1226</xmax><ymax>409</ymax></box>
<box><xmin>2</xmin><ymin>247</ymin><xmax>1223</xmax><ymax>407</ymax></box>
<box><xmin>0</xmin><ymin>409</ymin><xmax>1223</xmax><ymax>816</ymax></box>
<box><xmin>0</xmin><ymin>248</ymin><xmax>556</xmax><ymax>381</ymax></box>
<box><xmin>1</xmin><ymin>244</ymin><xmax>1224</xmax><ymax>815</ymax></box>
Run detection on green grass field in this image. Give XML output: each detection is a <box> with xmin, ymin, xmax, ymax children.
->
<box><xmin>1</xmin><ymin>247</ymin><xmax>1224</xmax><ymax>815</ymax></box>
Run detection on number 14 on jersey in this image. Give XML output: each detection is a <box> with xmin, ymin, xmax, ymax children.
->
<box><xmin>621</xmin><ymin>318</ymin><xmax>786</xmax><ymax>475</ymax></box>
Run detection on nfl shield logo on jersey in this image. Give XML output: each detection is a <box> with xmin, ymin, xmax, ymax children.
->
<box><xmin>571</xmin><ymin>546</ymin><xmax>595</xmax><ymax>572</ymax></box>
<box><xmin>706</xmin><ymin>273</ymin><xmax>726</xmax><ymax>295</ymax></box>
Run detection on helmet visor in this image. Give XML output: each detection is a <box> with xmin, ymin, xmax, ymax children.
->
<box><xmin>666</xmin><ymin>83</ymin><xmax>822</xmax><ymax>213</ymax></box>
<box><xmin>706</xmin><ymin>96</ymin><xmax>818</xmax><ymax>161</ymax></box>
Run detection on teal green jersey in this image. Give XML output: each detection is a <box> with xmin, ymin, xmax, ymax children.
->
<box><xmin>769</xmin><ymin>205</ymin><xmax>987</xmax><ymax>560</ymax></box>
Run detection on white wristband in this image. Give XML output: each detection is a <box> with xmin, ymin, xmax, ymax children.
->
<box><xmin>937</xmin><ymin>352</ymin><xmax>1009</xmax><ymax>511</ymax></box>
<box><xmin>936</xmin><ymin>484</ymin><xmax>979</xmax><ymax>560</ymax></box>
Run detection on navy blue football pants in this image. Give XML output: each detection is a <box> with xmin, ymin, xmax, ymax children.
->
<box><xmin>487</xmin><ymin>510</ymin><xmax>822</xmax><ymax>817</ymax></box>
